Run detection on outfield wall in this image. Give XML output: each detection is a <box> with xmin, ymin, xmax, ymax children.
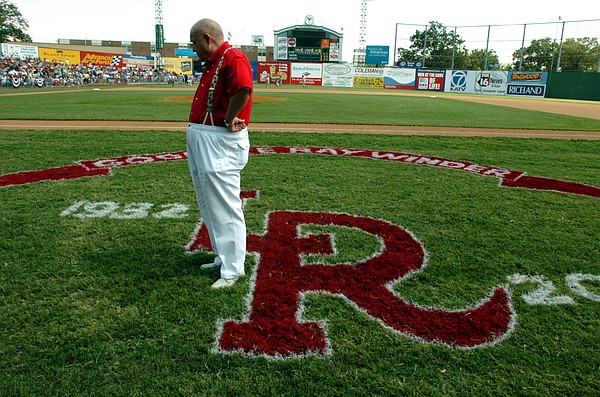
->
<box><xmin>258</xmin><ymin>62</ymin><xmax>600</xmax><ymax>101</ymax></box>
<box><xmin>259</xmin><ymin>62</ymin><xmax>551</xmax><ymax>99</ymax></box>
<box><xmin>546</xmin><ymin>72</ymin><xmax>600</xmax><ymax>101</ymax></box>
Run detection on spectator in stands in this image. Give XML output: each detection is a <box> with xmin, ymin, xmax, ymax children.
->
<box><xmin>0</xmin><ymin>55</ymin><xmax>196</xmax><ymax>89</ymax></box>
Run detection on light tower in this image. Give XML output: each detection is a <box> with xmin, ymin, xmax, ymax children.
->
<box><xmin>354</xmin><ymin>0</ymin><xmax>372</xmax><ymax>65</ymax></box>
<box><xmin>155</xmin><ymin>0</ymin><xmax>165</xmax><ymax>68</ymax></box>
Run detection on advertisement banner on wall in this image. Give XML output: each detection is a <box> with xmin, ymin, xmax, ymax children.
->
<box><xmin>291</xmin><ymin>63</ymin><xmax>323</xmax><ymax>86</ymax></box>
<box><xmin>507</xmin><ymin>84</ymin><xmax>546</xmax><ymax>97</ymax></box>
<box><xmin>444</xmin><ymin>70</ymin><xmax>508</xmax><ymax>95</ymax></box>
<box><xmin>80</xmin><ymin>51</ymin><xmax>125</xmax><ymax>68</ymax></box>
<box><xmin>38</xmin><ymin>47</ymin><xmax>80</xmax><ymax>64</ymax></box>
<box><xmin>365</xmin><ymin>46</ymin><xmax>389</xmax><ymax>66</ymax></box>
<box><xmin>353</xmin><ymin>67</ymin><xmax>384</xmax><ymax>77</ymax></box>
<box><xmin>1</xmin><ymin>43</ymin><xmax>39</xmax><ymax>58</ymax></box>
<box><xmin>329</xmin><ymin>42</ymin><xmax>340</xmax><ymax>62</ymax></box>
<box><xmin>509</xmin><ymin>71</ymin><xmax>547</xmax><ymax>84</ymax></box>
<box><xmin>416</xmin><ymin>70</ymin><xmax>445</xmax><ymax>91</ymax></box>
<box><xmin>258</xmin><ymin>62</ymin><xmax>290</xmax><ymax>85</ymax></box>
<box><xmin>445</xmin><ymin>70</ymin><xmax>476</xmax><ymax>93</ymax></box>
<box><xmin>353</xmin><ymin>76</ymin><xmax>384</xmax><ymax>88</ymax></box>
<box><xmin>353</xmin><ymin>67</ymin><xmax>384</xmax><ymax>88</ymax></box>
<box><xmin>383</xmin><ymin>68</ymin><xmax>416</xmax><ymax>90</ymax></box>
<box><xmin>174</xmin><ymin>48</ymin><xmax>196</xmax><ymax>57</ymax></box>
<box><xmin>164</xmin><ymin>57</ymin><xmax>193</xmax><ymax>74</ymax></box>
<box><xmin>506</xmin><ymin>71</ymin><xmax>547</xmax><ymax>97</ymax></box>
<box><xmin>276</xmin><ymin>37</ymin><xmax>288</xmax><ymax>60</ymax></box>
<box><xmin>474</xmin><ymin>71</ymin><xmax>507</xmax><ymax>95</ymax></box>
<box><xmin>322</xmin><ymin>63</ymin><xmax>353</xmax><ymax>87</ymax></box>
<box><xmin>123</xmin><ymin>55</ymin><xmax>155</xmax><ymax>67</ymax></box>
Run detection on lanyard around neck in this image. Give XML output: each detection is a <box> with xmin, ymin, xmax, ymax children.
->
<box><xmin>203</xmin><ymin>47</ymin><xmax>232</xmax><ymax>126</ymax></box>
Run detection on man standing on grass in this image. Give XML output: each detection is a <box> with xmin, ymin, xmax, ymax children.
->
<box><xmin>186</xmin><ymin>18</ymin><xmax>253</xmax><ymax>289</ymax></box>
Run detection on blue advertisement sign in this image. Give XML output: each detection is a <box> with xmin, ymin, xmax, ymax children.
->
<box><xmin>507</xmin><ymin>71</ymin><xmax>547</xmax><ymax>97</ymax></box>
<box><xmin>448</xmin><ymin>70</ymin><xmax>469</xmax><ymax>93</ymax></box>
<box><xmin>365</xmin><ymin>46</ymin><xmax>389</xmax><ymax>65</ymax></box>
<box><xmin>397</xmin><ymin>61</ymin><xmax>423</xmax><ymax>68</ymax></box>
<box><xmin>175</xmin><ymin>48</ymin><xmax>197</xmax><ymax>57</ymax></box>
<box><xmin>507</xmin><ymin>85</ymin><xmax>546</xmax><ymax>97</ymax></box>
<box><xmin>123</xmin><ymin>54</ymin><xmax>154</xmax><ymax>61</ymax></box>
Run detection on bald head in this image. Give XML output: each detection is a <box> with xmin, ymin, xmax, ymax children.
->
<box><xmin>191</xmin><ymin>19</ymin><xmax>225</xmax><ymax>42</ymax></box>
<box><xmin>190</xmin><ymin>18</ymin><xmax>226</xmax><ymax>60</ymax></box>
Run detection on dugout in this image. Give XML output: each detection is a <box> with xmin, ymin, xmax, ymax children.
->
<box><xmin>274</xmin><ymin>15</ymin><xmax>343</xmax><ymax>63</ymax></box>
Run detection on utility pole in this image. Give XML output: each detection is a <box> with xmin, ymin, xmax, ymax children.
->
<box><xmin>556</xmin><ymin>18</ymin><xmax>565</xmax><ymax>72</ymax></box>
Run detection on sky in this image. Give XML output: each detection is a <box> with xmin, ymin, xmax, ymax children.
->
<box><xmin>11</xmin><ymin>0</ymin><xmax>600</xmax><ymax>64</ymax></box>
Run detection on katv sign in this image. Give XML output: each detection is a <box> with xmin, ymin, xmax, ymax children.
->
<box><xmin>365</xmin><ymin>46</ymin><xmax>390</xmax><ymax>65</ymax></box>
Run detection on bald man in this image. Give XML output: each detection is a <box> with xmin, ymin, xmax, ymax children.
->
<box><xmin>186</xmin><ymin>19</ymin><xmax>253</xmax><ymax>288</ymax></box>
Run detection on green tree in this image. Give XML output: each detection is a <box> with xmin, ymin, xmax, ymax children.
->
<box><xmin>511</xmin><ymin>37</ymin><xmax>555</xmax><ymax>71</ymax></box>
<box><xmin>397</xmin><ymin>21</ymin><xmax>468</xmax><ymax>69</ymax></box>
<box><xmin>557</xmin><ymin>37</ymin><xmax>600</xmax><ymax>72</ymax></box>
<box><xmin>513</xmin><ymin>36</ymin><xmax>600</xmax><ymax>72</ymax></box>
<box><xmin>463</xmin><ymin>49</ymin><xmax>500</xmax><ymax>70</ymax></box>
<box><xmin>0</xmin><ymin>0</ymin><xmax>31</xmax><ymax>43</ymax></box>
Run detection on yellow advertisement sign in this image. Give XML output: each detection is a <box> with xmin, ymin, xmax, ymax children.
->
<box><xmin>353</xmin><ymin>76</ymin><xmax>384</xmax><ymax>88</ymax></box>
<box><xmin>39</xmin><ymin>47</ymin><xmax>80</xmax><ymax>64</ymax></box>
<box><xmin>164</xmin><ymin>57</ymin><xmax>193</xmax><ymax>75</ymax></box>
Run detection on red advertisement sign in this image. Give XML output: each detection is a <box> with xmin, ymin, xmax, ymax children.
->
<box><xmin>416</xmin><ymin>70</ymin><xmax>445</xmax><ymax>91</ymax></box>
<box><xmin>258</xmin><ymin>62</ymin><xmax>291</xmax><ymax>85</ymax></box>
<box><xmin>80</xmin><ymin>51</ymin><xmax>125</xmax><ymax>68</ymax></box>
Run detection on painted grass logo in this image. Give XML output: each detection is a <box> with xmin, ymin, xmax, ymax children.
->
<box><xmin>2</xmin><ymin>146</ymin><xmax>599</xmax><ymax>198</ymax></box>
<box><xmin>2</xmin><ymin>146</ymin><xmax>599</xmax><ymax>359</ymax></box>
<box><xmin>189</xmin><ymin>208</ymin><xmax>514</xmax><ymax>359</ymax></box>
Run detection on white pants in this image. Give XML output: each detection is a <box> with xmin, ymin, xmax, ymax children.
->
<box><xmin>186</xmin><ymin>123</ymin><xmax>250</xmax><ymax>279</ymax></box>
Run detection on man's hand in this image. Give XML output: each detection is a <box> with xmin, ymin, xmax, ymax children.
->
<box><xmin>227</xmin><ymin>117</ymin><xmax>247</xmax><ymax>132</ymax></box>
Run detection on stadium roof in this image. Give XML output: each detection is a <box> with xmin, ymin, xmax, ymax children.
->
<box><xmin>274</xmin><ymin>25</ymin><xmax>343</xmax><ymax>37</ymax></box>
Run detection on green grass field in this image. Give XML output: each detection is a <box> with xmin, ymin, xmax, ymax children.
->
<box><xmin>2</xmin><ymin>85</ymin><xmax>600</xmax><ymax>130</ymax></box>
<box><xmin>1</xmin><ymin>86</ymin><xmax>599</xmax><ymax>396</ymax></box>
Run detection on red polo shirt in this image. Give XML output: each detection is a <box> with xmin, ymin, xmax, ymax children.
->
<box><xmin>189</xmin><ymin>42</ymin><xmax>253</xmax><ymax>126</ymax></box>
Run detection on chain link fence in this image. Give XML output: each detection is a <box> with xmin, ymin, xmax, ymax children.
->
<box><xmin>394</xmin><ymin>19</ymin><xmax>600</xmax><ymax>71</ymax></box>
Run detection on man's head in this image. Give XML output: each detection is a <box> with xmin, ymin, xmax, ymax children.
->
<box><xmin>190</xmin><ymin>19</ymin><xmax>225</xmax><ymax>61</ymax></box>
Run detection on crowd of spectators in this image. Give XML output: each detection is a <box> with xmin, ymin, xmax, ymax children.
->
<box><xmin>1</xmin><ymin>56</ymin><xmax>194</xmax><ymax>88</ymax></box>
